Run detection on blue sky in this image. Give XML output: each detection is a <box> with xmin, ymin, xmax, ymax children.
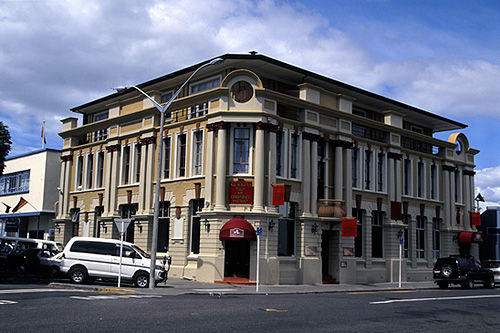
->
<box><xmin>1</xmin><ymin>0</ymin><xmax>499</xmax><ymax>203</ymax></box>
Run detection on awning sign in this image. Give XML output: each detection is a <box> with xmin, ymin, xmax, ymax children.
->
<box><xmin>230</xmin><ymin>228</ymin><xmax>245</xmax><ymax>238</ymax></box>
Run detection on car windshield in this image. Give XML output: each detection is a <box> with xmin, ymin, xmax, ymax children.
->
<box><xmin>132</xmin><ymin>245</ymin><xmax>150</xmax><ymax>259</ymax></box>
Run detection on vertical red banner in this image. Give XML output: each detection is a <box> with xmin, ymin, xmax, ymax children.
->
<box><xmin>342</xmin><ymin>218</ymin><xmax>358</xmax><ymax>237</ymax></box>
<box><xmin>470</xmin><ymin>211</ymin><xmax>481</xmax><ymax>226</ymax></box>
<box><xmin>272</xmin><ymin>184</ymin><xmax>285</xmax><ymax>206</ymax></box>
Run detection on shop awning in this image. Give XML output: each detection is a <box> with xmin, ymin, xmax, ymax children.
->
<box><xmin>458</xmin><ymin>231</ymin><xmax>483</xmax><ymax>243</ymax></box>
<box><xmin>219</xmin><ymin>218</ymin><xmax>256</xmax><ymax>240</ymax></box>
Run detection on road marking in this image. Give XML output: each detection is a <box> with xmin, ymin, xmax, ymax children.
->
<box><xmin>264</xmin><ymin>308</ymin><xmax>288</xmax><ymax>313</ymax></box>
<box><xmin>0</xmin><ymin>300</ymin><xmax>18</xmax><ymax>305</ymax></box>
<box><xmin>348</xmin><ymin>290</ymin><xmax>415</xmax><ymax>295</ymax></box>
<box><xmin>0</xmin><ymin>288</ymin><xmax>80</xmax><ymax>294</ymax></box>
<box><xmin>70</xmin><ymin>295</ymin><xmax>162</xmax><ymax>301</ymax></box>
<box><xmin>97</xmin><ymin>287</ymin><xmax>135</xmax><ymax>294</ymax></box>
<box><xmin>371</xmin><ymin>294</ymin><xmax>500</xmax><ymax>304</ymax></box>
<box><xmin>193</xmin><ymin>289</ymin><xmax>236</xmax><ymax>292</ymax></box>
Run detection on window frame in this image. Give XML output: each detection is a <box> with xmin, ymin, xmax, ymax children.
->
<box><xmin>189</xmin><ymin>75</ymin><xmax>222</xmax><ymax>95</ymax></box>
<box><xmin>121</xmin><ymin>144</ymin><xmax>131</xmax><ymax>185</ymax></box>
<box><xmin>191</xmin><ymin>129</ymin><xmax>204</xmax><ymax>176</ymax></box>
<box><xmin>416</xmin><ymin>216</ymin><xmax>425</xmax><ymax>259</ymax></box>
<box><xmin>371</xmin><ymin>211</ymin><xmax>384</xmax><ymax>258</ymax></box>
<box><xmin>175</xmin><ymin>131</ymin><xmax>188</xmax><ymax>179</ymax></box>
<box><xmin>403</xmin><ymin>158</ymin><xmax>413</xmax><ymax>196</ymax></box>
<box><xmin>0</xmin><ymin>170</ymin><xmax>31</xmax><ymax>195</ymax></box>
<box><xmin>289</xmin><ymin>131</ymin><xmax>302</xmax><ymax>180</ymax></box>
<box><xmin>230</xmin><ymin>125</ymin><xmax>253</xmax><ymax>175</ymax></box>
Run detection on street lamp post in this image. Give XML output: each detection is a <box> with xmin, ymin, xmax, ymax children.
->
<box><xmin>116</xmin><ymin>58</ymin><xmax>224</xmax><ymax>288</ymax></box>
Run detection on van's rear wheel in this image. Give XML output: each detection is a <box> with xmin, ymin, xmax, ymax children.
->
<box><xmin>69</xmin><ymin>267</ymin><xmax>87</xmax><ymax>284</ymax></box>
<box><xmin>134</xmin><ymin>272</ymin><xmax>149</xmax><ymax>288</ymax></box>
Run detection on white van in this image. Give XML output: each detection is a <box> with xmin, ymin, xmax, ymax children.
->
<box><xmin>60</xmin><ymin>237</ymin><xmax>166</xmax><ymax>288</ymax></box>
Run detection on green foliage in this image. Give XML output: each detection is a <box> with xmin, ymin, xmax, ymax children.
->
<box><xmin>0</xmin><ymin>121</ymin><xmax>12</xmax><ymax>176</ymax></box>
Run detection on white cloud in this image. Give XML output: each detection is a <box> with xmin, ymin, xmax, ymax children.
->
<box><xmin>1</xmin><ymin>0</ymin><xmax>499</xmax><ymax>160</ymax></box>
<box><xmin>476</xmin><ymin>166</ymin><xmax>500</xmax><ymax>204</ymax></box>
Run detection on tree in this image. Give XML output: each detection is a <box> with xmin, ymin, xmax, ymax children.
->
<box><xmin>0</xmin><ymin>121</ymin><xmax>12</xmax><ymax>176</ymax></box>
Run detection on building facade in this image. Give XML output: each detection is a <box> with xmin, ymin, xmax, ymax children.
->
<box><xmin>55</xmin><ymin>53</ymin><xmax>479</xmax><ymax>284</ymax></box>
<box><xmin>0</xmin><ymin>149</ymin><xmax>60</xmax><ymax>239</ymax></box>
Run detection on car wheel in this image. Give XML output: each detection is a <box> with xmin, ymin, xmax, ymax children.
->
<box><xmin>69</xmin><ymin>267</ymin><xmax>87</xmax><ymax>284</ymax></box>
<box><xmin>134</xmin><ymin>272</ymin><xmax>149</xmax><ymax>288</ymax></box>
<box><xmin>16</xmin><ymin>265</ymin><xmax>26</xmax><ymax>274</ymax></box>
<box><xmin>437</xmin><ymin>282</ymin><xmax>448</xmax><ymax>289</ymax></box>
<box><xmin>48</xmin><ymin>266</ymin><xmax>59</xmax><ymax>278</ymax></box>
<box><xmin>441</xmin><ymin>264</ymin><xmax>454</xmax><ymax>278</ymax></box>
<box><xmin>462</xmin><ymin>277</ymin><xmax>474</xmax><ymax>289</ymax></box>
<box><xmin>485</xmin><ymin>276</ymin><xmax>495</xmax><ymax>289</ymax></box>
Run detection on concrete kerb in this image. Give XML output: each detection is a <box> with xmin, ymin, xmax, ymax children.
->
<box><xmin>48</xmin><ymin>279</ymin><xmax>438</xmax><ymax>296</ymax></box>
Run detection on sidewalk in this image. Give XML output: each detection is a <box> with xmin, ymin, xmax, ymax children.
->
<box><xmin>49</xmin><ymin>278</ymin><xmax>437</xmax><ymax>296</ymax></box>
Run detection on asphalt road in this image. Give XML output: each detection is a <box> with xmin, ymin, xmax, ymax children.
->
<box><xmin>0</xmin><ymin>282</ymin><xmax>498</xmax><ymax>332</ymax></box>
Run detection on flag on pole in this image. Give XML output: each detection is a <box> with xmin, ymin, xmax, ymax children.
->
<box><xmin>12</xmin><ymin>197</ymin><xmax>28</xmax><ymax>213</ymax></box>
<box><xmin>1</xmin><ymin>202</ymin><xmax>11</xmax><ymax>213</ymax></box>
<box><xmin>41</xmin><ymin>121</ymin><xmax>46</xmax><ymax>148</ymax></box>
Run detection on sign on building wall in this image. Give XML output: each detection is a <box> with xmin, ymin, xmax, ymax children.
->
<box><xmin>391</xmin><ymin>201</ymin><xmax>402</xmax><ymax>221</ymax></box>
<box><xmin>229</xmin><ymin>181</ymin><xmax>253</xmax><ymax>205</ymax></box>
<box><xmin>470</xmin><ymin>211</ymin><xmax>481</xmax><ymax>226</ymax></box>
<box><xmin>272</xmin><ymin>184</ymin><xmax>285</xmax><ymax>206</ymax></box>
<box><xmin>342</xmin><ymin>218</ymin><xmax>357</xmax><ymax>237</ymax></box>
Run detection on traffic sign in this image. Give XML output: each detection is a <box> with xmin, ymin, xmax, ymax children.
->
<box><xmin>114</xmin><ymin>219</ymin><xmax>131</xmax><ymax>234</ymax></box>
<box><xmin>256</xmin><ymin>227</ymin><xmax>263</xmax><ymax>236</ymax></box>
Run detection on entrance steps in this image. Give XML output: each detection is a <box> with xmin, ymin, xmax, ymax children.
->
<box><xmin>215</xmin><ymin>275</ymin><xmax>256</xmax><ymax>285</ymax></box>
<box><xmin>322</xmin><ymin>274</ymin><xmax>339</xmax><ymax>284</ymax></box>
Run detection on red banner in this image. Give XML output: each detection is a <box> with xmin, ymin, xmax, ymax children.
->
<box><xmin>470</xmin><ymin>211</ymin><xmax>481</xmax><ymax>226</ymax></box>
<box><xmin>229</xmin><ymin>181</ymin><xmax>253</xmax><ymax>204</ymax></box>
<box><xmin>272</xmin><ymin>184</ymin><xmax>285</xmax><ymax>206</ymax></box>
<box><xmin>342</xmin><ymin>218</ymin><xmax>357</xmax><ymax>237</ymax></box>
<box><xmin>391</xmin><ymin>201</ymin><xmax>402</xmax><ymax>221</ymax></box>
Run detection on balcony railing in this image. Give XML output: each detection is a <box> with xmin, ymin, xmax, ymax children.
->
<box><xmin>317</xmin><ymin>199</ymin><xmax>346</xmax><ymax>218</ymax></box>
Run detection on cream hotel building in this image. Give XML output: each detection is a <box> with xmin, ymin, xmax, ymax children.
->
<box><xmin>55</xmin><ymin>52</ymin><xmax>479</xmax><ymax>285</ymax></box>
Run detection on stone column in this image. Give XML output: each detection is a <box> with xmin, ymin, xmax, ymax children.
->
<box><xmin>253</xmin><ymin>122</ymin><xmax>266</xmax><ymax>212</ymax></box>
<box><xmin>301</xmin><ymin>134</ymin><xmax>311</xmax><ymax>216</ymax></box>
<box><xmin>334</xmin><ymin>143</ymin><xmax>343</xmax><ymax>200</ymax></box>
<box><xmin>137</xmin><ymin>139</ymin><xmax>148</xmax><ymax>214</ymax></box>
<box><xmin>310</xmin><ymin>139</ymin><xmax>318</xmax><ymax>216</ymax></box>
<box><xmin>443</xmin><ymin>166</ymin><xmax>452</xmax><ymax>227</ymax></box>
<box><xmin>104</xmin><ymin>144</ymin><xmax>120</xmax><ymax>217</ymax></box>
<box><xmin>204</xmin><ymin>125</ymin><xmax>216</xmax><ymax>210</ymax></box>
<box><xmin>215</xmin><ymin>122</ymin><xmax>228</xmax><ymax>211</ymax></box>
<box><xmin>60</xmin><ymin>155</ymin><xmax>72</xmax><ymax>219</ymax></box>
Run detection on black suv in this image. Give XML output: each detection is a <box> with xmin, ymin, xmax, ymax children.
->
<box><xmin>433</xmin><ymin>256</ymin><xmax>495</xmax><ymax>289</ymax></box>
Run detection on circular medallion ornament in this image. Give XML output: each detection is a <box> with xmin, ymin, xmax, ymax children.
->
<box><xmin>231</xmin><ymin>81</ymin><xmax>253</xmax><ymax>103</ymax></box>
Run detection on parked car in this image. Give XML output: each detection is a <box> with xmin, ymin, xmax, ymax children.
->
<box><xmin>482</xmin><ymin>260</ymin><xmax>500</xmax><ymax>284</ymax></box>
<box><xmin>433</xmin><ymin>255</ymin><xmax>495</xmax><ymax>289</ymax></box>
<box><xmin>5</xmin><ymin>248</ymin><xmax>61</xmax><ymax>277</ymax></box>
<box><xmin>60</xmin><ymin>237</ymin><xmax>168</xmax><ymax>288</ymax></box>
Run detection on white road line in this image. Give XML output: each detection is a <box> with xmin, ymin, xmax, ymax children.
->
<box><xmin>371</xmin><ymin>294</ymin><xmax>500</xmax><ymax>305</ymax></box>
<box><xmin>70</xmin><ymin>295</ymin><xmax>162</xmax><ymax>301</ymax></box>
<box><xmin>193</xmin><ymin>289</ymin><xmax>236</xmax><ymax>292</ymax></box>
<box><xmin>0</xmin><ymin>288</ymin><xmax>80</xmax><ymax>294</ymax></box>
<box><xmin>0</xmin><ymin>300</ymin><xmax>18</xmax><ymax>305</ymax></box>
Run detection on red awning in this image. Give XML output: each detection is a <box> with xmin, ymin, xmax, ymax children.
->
<box><xmin>458</xmin><ymin>231</ymin><xmax>483</xmax><ymax>243</ymax></box>
<box><xmin>219</xmin><ymin>218</ymin><xmax>256</xmax><ymax>240</ymax></box>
